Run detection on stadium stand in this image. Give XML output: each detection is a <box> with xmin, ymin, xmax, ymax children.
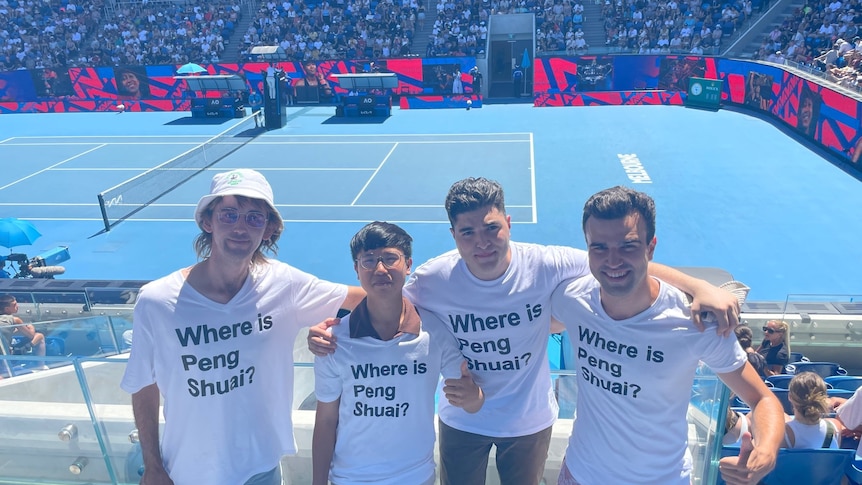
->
<box><xmin>0</xmin><ymin>0</ymin><xmax>242</xmax><ymax>69</ymax></box>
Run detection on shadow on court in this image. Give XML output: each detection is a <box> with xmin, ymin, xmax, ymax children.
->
<box><xmin>321</xmin><ymin>116</ymin><xmax>390</xmax><ymax>124</ymax></box>
<box><xmin>164</xmin><ymin>117</ymin><xmax>237</xmax><ymax>126</ymax></box>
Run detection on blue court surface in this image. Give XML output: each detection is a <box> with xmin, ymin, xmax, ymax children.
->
<box><xmin>0</xmin><ymin>104</ymin><xmax>860</xmax><ymax>302</ymax></box>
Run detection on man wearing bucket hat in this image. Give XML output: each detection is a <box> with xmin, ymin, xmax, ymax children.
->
<box><xmin>121</xmin><ymin>169</ymin><xmax>365</xmax><ymax>485</ymax></box>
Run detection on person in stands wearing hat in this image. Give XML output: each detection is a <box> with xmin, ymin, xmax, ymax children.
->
<box><xmin>121</xmin><ymin>169</ymin><xmax>365</xmax><ymax>485</ymax></box>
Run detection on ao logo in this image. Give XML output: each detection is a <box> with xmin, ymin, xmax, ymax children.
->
<box><xmin>104</xmin><ymin>194</ymin><xmax>124</xmax><ymax>207</ymax></box>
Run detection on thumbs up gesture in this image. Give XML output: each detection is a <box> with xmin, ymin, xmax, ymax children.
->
<box><xmin>443</xmin><ymin>361</ymin><xmax>485</xmax><ymax>414</ymax></box>
<box><xmin>718</xmin><ymin>431</ymin><xmax>775</xmax><ymax>485</ymax></box>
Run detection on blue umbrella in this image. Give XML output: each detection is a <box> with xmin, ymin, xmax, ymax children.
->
<box><xmin>521</xmin><ymin>48</ymin><xmax>531</xmax><ymax>69</ymax></box>
<box><xmin>0</xmin><ymin>218</ymin><xmax>42</xmax><ymax>248</ymax></box>
<box><xmin>176</xmin><ymin>63</ymin><xmax>207</xmax><ymax>75</ymax></box>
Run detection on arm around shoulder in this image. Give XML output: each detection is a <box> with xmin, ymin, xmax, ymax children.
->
<box><xmin>647</xmin><ymin>262</ymin><xmax>740</xmax><ymax>335</ymax></box>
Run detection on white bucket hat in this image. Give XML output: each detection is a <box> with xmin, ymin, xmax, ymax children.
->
<box><xmin>194</xmin><ymin>169</ymin><xmax>278</xmax><ymax>228</ymax></box>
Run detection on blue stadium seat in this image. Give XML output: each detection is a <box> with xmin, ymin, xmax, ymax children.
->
<box><xmin>789</xmin><ymin>351</ymin><xmax>809</xmax><ymax>363</ymax></box>
<box><xmin>849</xmin><ymin>461</ymin><xmax>862</xmax><ymax>485</ymax></box>
<box><xmin>786</xmin><ymin>362</ymin><xmax>848</xmax><ymax>378</ymax></box>
<box><xmin>45</xmin><ymin>336</ymin><xmax>65</xmax><ymax>356</ymax></box>
<box><xmin>828</xmin><ymin>389</ymin><xmax>856</xmax><ymax>401</ymax></box>
<box><xmin>765</xmin><ymin>374</ymin><xmax>794</xmax><ymax>389</ymax></box>
<box><xmin>771</xmin><ymin>388</ymin><xmax>793</xmax><ymax>414</ymax></box>
<box><xmin>825</xmin><ymin>376</ymin><xmax>862</xmax><ymax>392</ymax></box>
<box><xmin>718</xmin><ymin>447</ymin><xmax>856</xmax><ymax>485</ymax></box>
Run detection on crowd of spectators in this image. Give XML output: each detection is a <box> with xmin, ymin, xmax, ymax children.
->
<box><xmin>424</xmin><ymin>0</ymin><xmax>487</xmax><ymax>56</ymax></box>
<box><xmin>239</xmin><ymin>0</ymin><xmax>419</xmax><ymax>61</ymax></box>
<box><xmin>531</xmin><ymin>0</ymin><xmax>753</xmax><ymax>54</ymax></box>
<box><xmin>755</xmin><ymin>0</ymin><xmax>862</xmax><ymax>89</ymax></box>
<box><xmin>0</xmin><ymin>0</ymin><xmax>241</xmax><ymax>70</ymax></box>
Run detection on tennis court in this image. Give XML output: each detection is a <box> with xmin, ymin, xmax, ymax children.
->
<box><xmin>0</xmin><ymin>104</ymin><xmax>860</xmax><ymax>302</ymax></box>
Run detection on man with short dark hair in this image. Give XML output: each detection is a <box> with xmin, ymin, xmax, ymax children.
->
<box><xmin>312</xmin><ymin>221</ymin><xmax>483</xmax><ymax>485</ymax></box>
<box><xmin>551</xmin><ymin>186</ymin><xmax>783</xmax><ymax>485</ymax></box>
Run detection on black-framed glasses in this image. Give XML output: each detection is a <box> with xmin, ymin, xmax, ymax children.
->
<box><xmin>216</xmin><ymin>209</ymin><xmax>268</xmax><ymax>228</ymax></box>
<box><xmin>357</xmin><ymin>253</ymin><xmax>403</xmax><ymax>270</ymax></box>
<box><xmin>762</xmin><ymin>327</ymin><xmax>779</xmax><ymax>334</ymax></box>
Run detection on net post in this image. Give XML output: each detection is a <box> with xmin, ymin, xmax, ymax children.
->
<box><xmin>97</xmin><ymin>194</ymin><xmax>111</xmax><ymax>232</ymax></box>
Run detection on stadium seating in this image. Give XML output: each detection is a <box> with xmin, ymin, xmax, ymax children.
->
<box><xmin>825</xmin><ymin>375</ymin><xmax>862</xmax><ymax>392</ymax></box>
<box><xmin>765</xmin><ymin>374</ymin><xmax>793</xmax><ymax>389</ymax></box>
<box><xmin>789</xmin><ymin>351</ymin><xmax>809</xmax><ymax>363</ymax></box>
<box><xmin>786</xmin><ymin>362</ymin><xmax>849</xmax><ymax>378</ymax></box>
<box><xmin>717</xmin><ymin>447</ymin><xmax>856</xmax><ymax>485</ymax></box>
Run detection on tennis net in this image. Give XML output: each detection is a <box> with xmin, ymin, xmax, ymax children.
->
<box><xmin>97</xmin><ymin>114</ymin><xmax>259</xmax><ymax>232</ymax></box>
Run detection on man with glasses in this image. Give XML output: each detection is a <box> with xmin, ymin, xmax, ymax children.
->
<box><xmin>121</xmin><ymin>169</ymin><xmax>365</xmax><ymax>485</ymax></box>
<box><xmin>311</xmin><ymin>177</ymin><xmax>743</xmax><ymax>485</ymax></box>
<box><xmin>312</xmin><ymin>221</ymin><xmax>483</xmax><ymax>485</ymax></box>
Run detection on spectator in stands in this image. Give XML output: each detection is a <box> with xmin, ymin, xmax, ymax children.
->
<box><xmin>736</xmin><ymin>326</ymin><xmax>768</xmax><ymax>377</ymax></box>
<box><xmin>735</xmin><ymin>325</ymin><xmax>756</xmax><ymax>353</ymax></box>
<box><xmin>0</xmin><ymin>295</ymin><xmax>46</xmax><ymax>360</ymax></box>
<box><xmin>551</xmin><ymin>186</ymin><xmax>784</xmax><ymax>485</ymax></box>
<box><xmin>815</xmin><ymin>43</ymin><xmax>842</xmax><ymax>70</ymax></box>
<box><xmin>783</xmin><ymin>372</ymin><xmax>844</xmax><ymax>448</ymax></box>
<box><xmin>834</xmin><ymin>386</ymin><xmax>862</xmax><ymax>457</ymax></box>
<box><xmin>115</xmin><ymin>67</ymin><xmax>150</xmax><ymax>100</ymax></box>
<box><xmin>311</xmin><ymin>222</ymin><xmax>483</xmax><ymax>485</ymax></box>
<box><xmin>120</xmin><ymin>169</ymin><xmax>365</xmax><ymax>485</ymax></box>
<box><xmin>723</xmin><ymin>403</ymin><xmax>754</xmax><ymax>446</ymax></box>
<box><xmin>757</xmin><ymin>320</ymin><xmax>791</xmax><ymax>376</ymax></box>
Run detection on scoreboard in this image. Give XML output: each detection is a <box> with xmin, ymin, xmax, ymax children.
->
<box><xmin>191</xmin><ymin>97</ymin><xmax>243</xmax><ymax>118</ymax></box>
<box><xmin>686</xmin><ymin>77</ymin><xmax>723</xmax><ymax>110</ymax></box>
<box><xmin>339</xmin><ymin>94</ymin><xmax>391</xmax><ymax>117</ymax></box>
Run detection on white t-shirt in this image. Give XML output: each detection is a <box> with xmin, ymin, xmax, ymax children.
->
<box><xmin>551</xmin><ymin>277</ymin><xmax>746</xmax><ymax>485</ymax></box>
<box><xmin>837</xmin><ymin>387</ymin><xmax>862</xmax><ymax>458</ymax></box>
<box><xmin>784</xmin><ymin>419</ymin><xmax>840</xmax><ymax>449</ymax></box>
<box><xmin>403</xmin><ymin>241</ymin><xmax>589</xmax><ymax>437</ymax></box>
<box><xmin>314</xmin><ymin>303</ymin><xmax>463</xmax><ymax>485</ymax></box>
<box><xmin>120</xmin><ymin>260</ymin><xmax>348</xmax><ymax>485</ymax></box>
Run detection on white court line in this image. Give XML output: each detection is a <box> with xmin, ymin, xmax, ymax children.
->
<box><xmin>3</xmin><ymin>142</ymin><xmax>213</xmax><ymax>146</ymax></box>
<box><xmin>91</xmin><ymin>203</ymin><xmax>534</xmax><ymax>208</ymax></box>
<box><xmin>262</xmin><ymin>132</ymin><xmax>533</xmax><ymax>137</ymax></box>
<box><xmin>530</xmin><ymin>132</ymin><xmax>537</xmax><ymax>223</ymax></box>
<box><xmin>0</xmin><ymin>203</ymin><xmax>98</xmax><ymax>206</ymax></box>
<box><xmin>0</xmin><ymin>144</ymin><xmax>107</xmax><ymax>191</ymax></box>
<box><xmin>22</xmin><ymin>218</ymin><xmax>106</xmax><ymax>222</ymax></box>
<box><xmin>7</xmin><ymin>135</ymin><xmax>237</xmax><ymax>139</ymax></box>
<box><xmin>250</xmin><ymin>140</ymin><xmax>528</xmax><ymax>145</ymax></box>
<box><xmin>0</xmin><ymin>137</ymin><xmax>13</xmax><ymax>144</ymax></box>
<box><xmin>51</xmin><ymin>167</ymin><xmax>377</xmax><ymax>171</ymax></box>
<box><xmin>351</xmin><ymin>143</ymin><xmax>399</xmax><ymax>206</ymax></box>
<box><xmin>57</xmin><ymin>218</ymin><xmax>538</xmax><ymax>224</ymax></box>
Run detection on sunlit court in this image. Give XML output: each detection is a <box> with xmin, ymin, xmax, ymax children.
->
<box><xmin>1</xmin><ymin>103</ymin><xmax>861</xmax><ymax>303</ymax></box>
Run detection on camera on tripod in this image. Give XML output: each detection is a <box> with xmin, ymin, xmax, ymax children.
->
<box><xmin>1</xmin><ymin>246</ymin><xmax>70</xmax><ymax>279</ymax></box>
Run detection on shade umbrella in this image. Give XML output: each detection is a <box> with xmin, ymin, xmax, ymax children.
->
<box><xmin>177</xmin><ymin>63</ymin><xmax>207</xmax><ymax>75</ymax></box>
<box><xmin>0</xmin><ymin>218</ymin><xmax>42</xmax><ymax>248</ymax></box>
